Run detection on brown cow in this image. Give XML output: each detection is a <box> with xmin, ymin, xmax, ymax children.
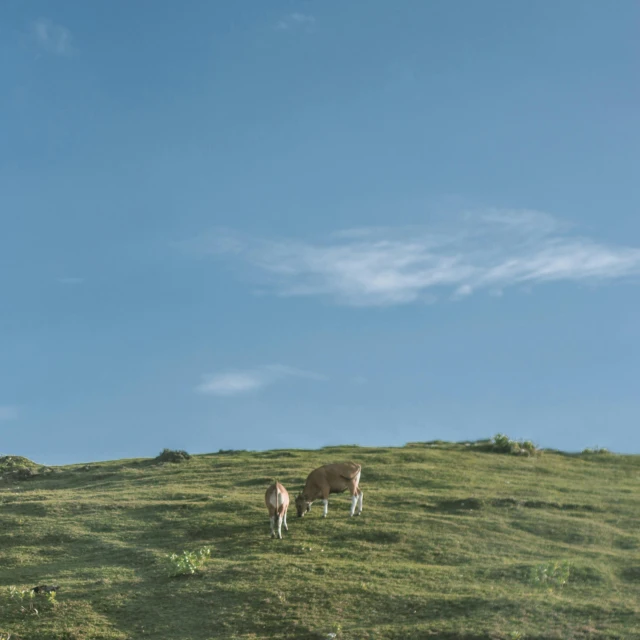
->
<box><xmin>264</xmin><ymin>481</ymin><xmax>289</xmax><ymax>539</ymax></box>
<box><xmin>295</xmin><ymin>462</ymin><xmax>363</xmax><ymax>518</ymax></box>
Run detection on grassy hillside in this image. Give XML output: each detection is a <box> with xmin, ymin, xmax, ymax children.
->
<box><xmin>0</xmin><ymin>441</ymin><xmax>639</xmax><ymax>640</ymax></box>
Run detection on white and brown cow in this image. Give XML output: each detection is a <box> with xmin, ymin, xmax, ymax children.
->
<box><xmin>264</xmin><ymin>481</ymin><xmax>289</xmax><ymax>539</ymax></box>
<box><xmin>295</xmin><ymin>462</ymin><xmax>363</xmax><ymax>518</ymax></box>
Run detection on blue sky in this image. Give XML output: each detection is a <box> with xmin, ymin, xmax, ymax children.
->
<box><xmin>1</xmin><ymin>1</ymin><xmax>639</xmax><ymax>464</ymax></box>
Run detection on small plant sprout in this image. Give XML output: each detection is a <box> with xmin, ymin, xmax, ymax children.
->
<box><xmin>529</xmin><ymin>560</ymin><xmax>571</xmax><ymax>589</ymax></box>
<box><xmin>7</xmin><ymin>585</ymin><xmax>57</xmax><ymax>617</ymax></box>
<box><xmin>166</xmin><ymin>547</ymin><xmax>211</xmax><ymax>576</ymax></box>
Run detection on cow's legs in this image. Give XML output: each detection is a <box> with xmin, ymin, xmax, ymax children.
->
<box><xmin>322</xmin><ymin>499</ymin><xmax>329</xmax><ymax>518</ymax></box>
<box><xmin>269</xmin><ymin>515</ymin><xmax>276</xmax><ymax>537</ymax></box>
<box><xmin>349</xmin><ymin>493</ymin><xmax>358</xmax><ymax>516</ymax></box>
<box><xmin>357</xmin><ymin>490</ymin><xmax>363</xmax><ymax>515</ymax></box>
<box><xmin>276</xmin><ymin>512</ymin><xmax>283</xmax><ymax>539</ymax></box>
<box><xmin>283</xmin><ymin>509</ymin><xmax>288</xmax><ymax>531</ymax></box>
<box><xmin>348</xmin><ymin>477</ymin><xmax>362</xmax><ymax>517</ymax></box>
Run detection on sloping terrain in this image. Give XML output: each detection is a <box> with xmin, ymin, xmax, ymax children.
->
<box><xmin>0</xmin><ymin>442</ymin><xmax>639</xmax><ymax>639</ymax></box>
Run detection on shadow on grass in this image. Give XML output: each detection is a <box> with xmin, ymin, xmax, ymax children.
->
<box><xmin>424</xmin><ymin>496</ymin><xmax>601</xmax><ymax>515</ymax></box>
<box><xmin>620</xmin><ymin>566</ymin><xmax>640</xmax><ymax>583</ymax></box>
<box><xmin>235</xmin><ymin>477</ymin><xmax>274</xmax><ymax>487</ymax></box>
<box><xmin>331</xmin><ymin>528</ymin><xmax>404</xmax><ymax>545</ymax></box>
<box><xmin>108</xmin><ymin>578</ymin><xmax>320</xmax><ymax>640</ymax></box>
<box><xmin>254</xmin><ymin>451</ymin><xmax>299</xmax><ymax>459</ymax></box>
<box><xmin>426</xmin><ymin>498</ymin><xmax>484</xmax><ymax>513</ymax></box>
<box><xmin>509</xmin><ymin>519</ymin><xmax>596</xmax><ymax>545</ymax></box>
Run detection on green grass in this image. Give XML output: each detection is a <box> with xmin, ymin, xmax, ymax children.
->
<box><xmin>0</xmin><ymin>442</ymin><xmax>639</xmax><ymax>639</ymax></box>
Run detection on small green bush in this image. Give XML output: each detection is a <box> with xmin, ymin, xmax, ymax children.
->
<box><xmin>166</xmin><ymin>547</ymin><xmax>211</xmax><ymax>576</ymax></box>
<box><xmin>155</xmin><ymin>449</ymin><xmax>192</xmax><ymax>463</ymax></box>
<box><xmin>528</xmin><ymin>560</ymin><xmax>571</xmax><ymax>588</ymax></box>
<box><xmin>0</xmin><ymin>456</ymin><xmax>40</xmax><ymax>480</ymax></box>
<box><xmin>0</xmin><ymin>455</ymin><xmax>37</xmax><ymax>468</ymax></box>
<box><xmin>492</xmin><ymin>433</ymin><xmax>512</xmax><ymax>452</ymax></box>
<box><xmin>492</xmin><ymin>434</ymin><xmax>538</xmax><ymax>456</ymax></box>
<box><xmin>582</xmin><ymin>446</ymin><xmax>610</xmax><ymax>455</ymax></box>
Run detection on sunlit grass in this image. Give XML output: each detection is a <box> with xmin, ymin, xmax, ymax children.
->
<box><xmin>0</xmin><ymin>441</ymin><xmax>638</xmax><ymax>639</ymax></box>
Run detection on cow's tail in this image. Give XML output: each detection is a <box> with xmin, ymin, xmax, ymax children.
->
<box><xmin>275</xmin><ymin>483</ymin><xmax>282</xmax><ymax>522</ymax></box>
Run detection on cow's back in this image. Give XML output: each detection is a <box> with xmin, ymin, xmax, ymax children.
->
<box><xmin>324</xmin><ymin>461</ymin><xmax>360</xmax><ymax>479</ymax></box>
<box><xmin>309</xmin><ymin>462</ymin><xmax>360</xmax><ymax>489</ymax></box>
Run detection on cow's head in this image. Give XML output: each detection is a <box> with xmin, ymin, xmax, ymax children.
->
<box><xmin>295</xmin><ymin>492</ymin><xmax>311</xmax><ymax>517</ymax></box>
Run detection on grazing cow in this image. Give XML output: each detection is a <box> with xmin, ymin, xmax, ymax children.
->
<box><xmin>265</xmin><ymin>481</ymin><xmax>289</xmax><ymax>539</ymax></box>
<box><xmin>295</xmin><ymin>462</ymin><xmax>363</xmax><ymax>518</ymax></box>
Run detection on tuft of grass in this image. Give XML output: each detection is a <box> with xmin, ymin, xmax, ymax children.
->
<box><xmin>155</xmin><ymin>448</ymin><xmax>192</xmax><ymax>463</ymax></box>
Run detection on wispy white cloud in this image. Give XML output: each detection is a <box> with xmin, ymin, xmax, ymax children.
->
<box><xmin>0</xmin><ymin>406</ymin><xmax>18</xmax><ymax>422</ymax></box>
<box><xmin>32</xmin><ymin>18</ymin><xmax>73</xmax><ymax>55</ymax></box>
<box><xmin>57</xmin><ymin>277</ymin><xmax>85</xmax><ymax>285</ymax></box>
<box><xmin>196</xmin><ymin>364</ymin><xmax>326</xmax><ymax>397</ymax></box>
<box><xmin>185</xmin><ymin>210</ymin><xmax>640</xmax><ymax>307</ymax></box>
<box><xmin>276</xmin><ymin>13</ymin><xmax>316</xmax><ymax>30</ymax></box>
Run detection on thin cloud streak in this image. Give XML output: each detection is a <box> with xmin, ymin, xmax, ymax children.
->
<box><xmin>276</xmin><ymin>13</ymin><xmax>316</xmax><ymax>30</ymax></box>
<box><xmin>196</xmin><ymin>364</ymin><xmax>326</xmax><ymax>397</ymax></box>
<box><xmin>189</xmin><ymin>211</ymin><xmax>640</xmax><ymax>306</ymax></box>
<box><xmin>32</xmin><ymin>19</ymin><xmax>73</xmax><ymax>55</ymax></box>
